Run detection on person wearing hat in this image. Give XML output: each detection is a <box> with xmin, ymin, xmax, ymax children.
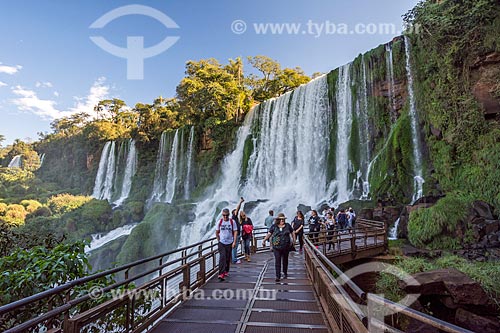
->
<box><xmin>262</xmin><ymin>213</ymin><xmax>296</xmax><ymax>282</ymax></box>
<box><xmin>216</xmin><ymin>208</ymin><xmax>238</xmax><ymax>281</ymax></box>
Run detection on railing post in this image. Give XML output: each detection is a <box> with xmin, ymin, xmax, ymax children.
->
<box><xmin>198</xmin><ymin>256</ymin><xmax>206</xmax><ymax>285</ymax></box>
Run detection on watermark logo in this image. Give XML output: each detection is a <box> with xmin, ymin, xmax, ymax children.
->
<box><xmin>89</xmin><ymin>4</ymin><xmax>180</xmax><ymax>80</ymax></box>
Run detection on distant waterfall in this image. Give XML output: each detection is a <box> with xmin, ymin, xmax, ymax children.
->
<box><xmin>386</xmin><ymin>43</ymin><xmax>397</xmax><ymax>115</ymax></box>
<box><xmin>335</xmin><ymin>64</ymin><xmax>354</xmax><ymax>204</ymax></box>
<box><xmin>39</xmin><ymin>153</ymin><xmax>45</xmax><ymax>167</ymax></box>
<box><xmin>184</xmin><ymin>126</ymin><xmax>195</xmax><ymax>200</ymax></box>
<box><xmin>93</xmin><ymin>140</ymin><xmax>137</xmax><ymax>205</ymax></box>
<box><xmin>114</xmin><ymin>139</ymin><xmax>138</xmax><ymax>206</ymax></box>
<box><xmin>8</xmin><ymin>155</ymin><xmax>22</xmax><ymax>168</ymax></box>
<box><xmin>92</xmin><ymin>141</ymin><xmax>117</xmax><ymax>201</ymax></box>
<box><xmin>149</xmin><ymin>127</ymin><xmax>195</xmax><ymax>206</ymax></box>
<box><xmin>358</xmin><ymin>57</ymin><xmax>371</xmax><ymax>199</ymax></box>
<box><xmin>404</xmin><ymin>36</ymin><xmax>425</xmax><ymax>203</ymax></box>
<box><xmin>164</xmin><ymin>130</ymin><xmax>179</xmax><ymax>203</ymax></box>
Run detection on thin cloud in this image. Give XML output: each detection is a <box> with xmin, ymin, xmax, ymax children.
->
<box><xmin>11</xmin><ymin>85</ymin><xmax>61</xmax><ymax>119</ymax></box>
<box><xmin>0</xmin><ymin>63</ymin><xmax>22</xmax><ymax>75</ymax></box>
<box><xmin>35</xmin><ymin>81</ymin><xmax>53</xmax><ymax>88</ymax></box>
<box><xmin>0</xmin><ymin>81</ymin><xmax>7</xmax><ymax>87</ymax></box>
<box><xmin>10</xmin><ymin>77</ymin><xmax>111</xmax><ymax>120</ymax></box>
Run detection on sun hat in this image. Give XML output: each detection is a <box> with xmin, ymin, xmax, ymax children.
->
<box><xmin>274</xmin><ymin>213</ymin><xmax>287</xmax><ymax>220</ymax></box>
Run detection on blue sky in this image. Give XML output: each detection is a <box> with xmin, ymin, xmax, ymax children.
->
<box><xmin>0</xmin><ymin>0</ymin><xmax>419</xmax><ymax>145</ymax></box>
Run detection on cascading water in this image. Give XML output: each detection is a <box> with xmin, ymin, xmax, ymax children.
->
<box><xmin>358</xmin><ymin>56</ymin><xmax>371</xmax><ymax>199</ymax></box>
<box><xmin>8</xmin><ymin>155</ymin><xmax>22</xmax><ymax>168</ymax></box>
<box><xmin>334</xmin><ymin>64</ymin><xmax>354</xmax><ymax>204</ymax></box>
<box><xmin>180</xmin><ymin>76</ymin><xmax>336</xmax><ymax>246</ymax></box>
<box><xmin>39</xmin><ymin>153</ymin><xmax>45</xmax><ymax>167</ymax></box>
<box><xmin>149</xmin><ymin>128</ymin><xmax>186</xmax><ymax>205</ymax></box>
<box><xmin>92</xmin><ymin>142</ymin><xmax>113</xmax><ymax>200</ymax></box>
<box><xmin>101</xmin><ymin>142</ymin><xmax>117</xmax><ymax>201</ymax></box>
<box><xmin>85</xmin><ymin>223</ymin><xmax>137</xmax><ymax>252</ymax></box>
<box><xmin>388</xmin><ymin>218</ymin><xmax>400</xmax><ymax>240</ymax></box>
<box><xmin>184</xmin><ymin>126</ymin><xmax>195</xmax><ymax>200</ymax></box>
<box><xmin>114</xmin><ymin>139</ymin><xmax>138</xmax><ymax>206</ymax></box>
<box><xmin>386</xmin><ymin>43</ymin><xmax>397</xmax><ymax>116</ymax></box>
<box><xmin>404</xmin><ymin>35</ymin><xmax>425</xmax><ymax>203</ymax></box>
<box><xmin>164</xmin><ymin>130</ymin><xmax>179</xmax><ymax>203</ymax></box>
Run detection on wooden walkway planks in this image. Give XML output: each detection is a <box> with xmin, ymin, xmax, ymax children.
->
<box><xmin>151</xmin><ymin>251</ymin><xmax>330</xmax><ymax>333</ymax></box>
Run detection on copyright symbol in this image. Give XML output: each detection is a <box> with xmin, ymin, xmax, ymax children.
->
<box><xmin>89</xmin><ymin>286</ymin><xmax>104</xmax><ymax>300</ymax></box>
<box><xmin>231</xmin><ymin>20</ymin><xmax>247</xmax><ymax>34</ymax></box>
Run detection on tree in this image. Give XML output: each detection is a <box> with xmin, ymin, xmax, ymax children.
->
<box><xmin>176</xmin><ymin>58</ymin><xmax>249</xmax><ymax>124</ymax></box>
<box><xmin>247</xmin><ymin>56</ymin><xmax>311</xmax><ymax>101</ymax></box>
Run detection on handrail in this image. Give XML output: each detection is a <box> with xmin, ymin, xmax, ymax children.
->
<box><xmin>1</xmin><ymin>227</ymin><xmax>269</xmax><ymax>332</ymax></box>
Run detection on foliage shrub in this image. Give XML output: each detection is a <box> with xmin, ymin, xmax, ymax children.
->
<box><xmin>408</xmin><ymin>192</ymin><xmax>472</xmax><ymax>249</ymax></box>
<box><xmin>47</xmin><ymin>193</ymin><xmax>92</xmax><ymax>214</ymax></box>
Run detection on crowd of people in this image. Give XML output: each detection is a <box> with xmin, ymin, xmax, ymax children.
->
<box><xmin>215</xmin><ymin>198</ymin><xmax>357</xmax><ymax>282</ymax></box>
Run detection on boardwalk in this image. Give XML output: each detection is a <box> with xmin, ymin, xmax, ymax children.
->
<box><xmin>152</xmin><ymin>251</ymin><xmax>330</xmax><ymax>333</ymax></box>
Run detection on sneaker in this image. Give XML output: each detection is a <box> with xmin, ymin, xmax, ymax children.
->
<box><xmin>218</xmin><ymin>274</ymin><xmax>225</xmax><ymax>281</ymax></box>
<box><xmin>223</xmin><ymin>272</ymin><xmax>229</xmax><ymax>278</ymax></box>
<box><xmin>236</xmin><ymin>260</ymin><xmax>241</xmax><ymax>264</ymax></box>
<box><xmin>283</xmin><ymin>274</ymin><xmax>288</xmax><ymax>279</ymax></box>
<box><xmin>275</xmin><ymin>278</ymin><xmax>280</xmax><ymax>282</ymax></box>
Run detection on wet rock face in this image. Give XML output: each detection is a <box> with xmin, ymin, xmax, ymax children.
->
<box><xmin>471</xmin><ymin>52</ymin><xmax>500</xmax><ymax>121</ymax></box>
<box><xmin>399</xmin><ymin>268</ymin><xmax>500</xmax><ymax>333</ymax></box>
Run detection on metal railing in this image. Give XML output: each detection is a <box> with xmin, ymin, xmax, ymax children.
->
<box><xmin>0</xmin><ymin>227</ymin><xmax>270</xmax><ymax>333</ymax></box>
<box><xmin>303</xmin><ymin>219</ymin><xmax>474</xmax><ymax>333</ymax></box>
<box><xmin>2</xmin><ymin>219</ymin><xmax>474</xmax><ymax>333</ymax></box>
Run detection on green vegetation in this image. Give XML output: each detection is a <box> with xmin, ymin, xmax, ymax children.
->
<box><xmin>408</xmin><ymin>192</ymin><xmax>473</xmax><ymax>249</ymax></box>
<box><xmin>406</xmin><ymin>0</ymin><xmax>500</xmax><ymax>210</ymax></box>
<box><xmin>376</xmin><ymin>255</ymin><xmax>500</xmax><ymax>304</ymax></box>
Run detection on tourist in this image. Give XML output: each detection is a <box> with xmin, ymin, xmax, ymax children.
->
<box><xmin>264</xmin><ymin>210</ymin><xmax>274</xmax><ymax>230</ymax></box>
<box><xmin>240</xmin><ymin>210</ymin><xmax>254</xmax><ymax>262</ymax></box>
<box><xmin>216</xmin><ymin>208</ymin><xmax>238</xmax><ymax>281</ymax></box>
<box><xmin>291</xmin><ymin>210</ymin><xmax>305</xmax><ymax>252</ymax></box>
<box><xmin>325</xmin><ymin>212</ymin><xmax>337</xmax><ymax>250</ymax></box>
<box><xmin>308</xmin><ymin>210</ymin><xmax>323</xmax><ymax>246</ymax></box>
<box><xmin>231</xmin><ymin>197</ymin><xmax>244</xmax><ymax>264</ymax></box>
<box><xmin>348</xmin><ymin>207</ymin><xmax>356</xmax><ymax>228</ymax></box>
<box><xmin>262</xmin><ymin>213</ymin><xmax>296</xmax><ymax>282</ymax></box>
<box><xmin>337</xmin><ymin>208</ymin><xmax>348</xmax><ymax>230</ymax></box>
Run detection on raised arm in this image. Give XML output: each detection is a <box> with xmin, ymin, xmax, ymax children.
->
<box><xmin>235</xmin><ymin>197</ymin><xmax>244</xmax><ymax>215</ymax></box>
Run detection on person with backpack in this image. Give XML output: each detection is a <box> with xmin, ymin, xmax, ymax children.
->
<box><xmin>262</xmin><ymin>213</ymin><xmax>296</xmax><ymax>282</ymax></box>
<box><xmin>239</xmin><ymin>210</ymin><xmax>254</xmax><ymax>262</ymax></box>
<box><xmin>231</xmin><ymin>197</ymin><xmax>244</xmax><ymax>264</ymax></box>
<box><xmin>325</xmin><ymin>212</ymin><xmax>337</xmax><ymax>250</ymax></box>
<box><xmin>337</xmin><ymin>208</ymin><xmax>348</xmax><ymax>231</ymax></box>
<box><xmin>307</xmin><ymin>210</ymin><xmax>323</xmax><ymax>246</ymax></box>
<box><xmin>291</xmin><ymin>210</ymin><xmax>305</xmax><ymax>253</ymax></box>
<box><xmin>216</xmin><ymin>208</ymin><xmax>238</xmax><ymax>281</ymax></box>
<box><xmin>348</xmin><ymin>207</ymin><xmax>356</xmax><ymax>229</ymax></box>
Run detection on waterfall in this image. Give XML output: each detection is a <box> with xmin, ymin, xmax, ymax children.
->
<box><xmin>149</xmin><ymin>129</ymin><xmax>182</xmax><ymax>205</ymax></box>
<box><xmin>85</xmin><ymin>223</ymin><xmax>137</xmax><ymax>252</ymax></box>
<box><xmin>184</xmin><ymin>126</ymin><xmax>195</xmax><ymax>200</ymax></box>
<box><xmin>39</xmin><ymin>153</ymin><xmax>45</xmax><ymax>167</ymax></box>
<box><xmin>386</xmin><ymin>43</ymin><xmax>397</xmax><ymax>115</ymax></box>
<box><xmin>164</xmin><ymin>129</ymin><xmax>180</xmax><ymax>203</ymax></box>
<box><xmin>179</xmin><ymin>76</ymin><xmax>334</xmax><ymax>246</ymax></box>
<box><xmin>114</xmin><ymin>139</ymin><xmax>138</xmax><ymax>206</ymax></box>
<box><xmin>149</xmin><ymin>132</ymin><xmax>170</xmax><ymax>204</ymax></box>
<box><xmin>179</xmin><ymin>110</ymin><xmax>256</xmax><ymax>247</ymax></box>
<box><xmin>359</xmin><ymin>56</ymin><xmax>371</xmax><ymax>199</ymax></box>
<box><xmin>335</xmin><ymin>64</ymin><xmax>354</xmax><ymax>203</ymax></box>
<box><xmin>8</xmin><ymin>155</ymin><xmax>22</xmax><ymax>168</ymax></box>
<box><xmin>92</xmin><ymin>142</ymin><xmax>112</xmax><ymax>199</ymax></box>
<box><xmin>388</xmin><ymin>218</ymin><xmax>400</xmax><ymax>240</ymax></box>
<box><xmin>404</xmin><ymin>36</ymin><xmax>425</xmax><ymax>203</ymax></box>
<box><xmin>101</xmin><ymin>142</ymin><xmax>117</xmax><ymax>201</ymax></box>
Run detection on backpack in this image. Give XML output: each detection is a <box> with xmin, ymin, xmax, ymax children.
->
<box><xmin>271</xmin><ymin>224</ymin><xmax>291</xmax><ymax>250</ymax></box>
<box><xmin>218</xmin><ymin>218</ymin><xmax>235</xmax><ymax>232</ymax></box>
<box><xmin>242</xmin><ymin>224</ymin><xmax>254</xmax><ymax>235</ymax></box>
